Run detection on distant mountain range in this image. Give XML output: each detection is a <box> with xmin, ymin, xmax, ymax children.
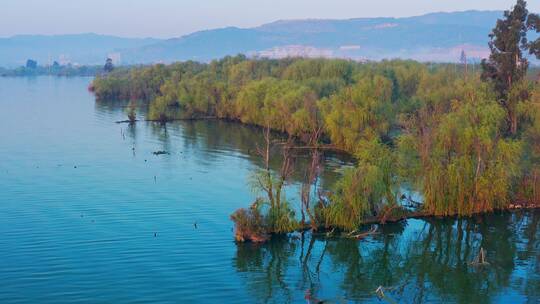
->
<box><xmin>126</xmin><ymin>10</ymin><xmax>504</xmax><ymax>64</ymax></box>
<box><xmin>1</xmin><ymin>10</ymin><xmax>536</xmax><ymax>67</ymax></box>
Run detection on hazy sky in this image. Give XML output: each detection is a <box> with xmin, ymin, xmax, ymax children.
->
<box><xmin>2</xmin><ymin>0</ymin><xmax>539</xmax><ymax>38</ymax></box>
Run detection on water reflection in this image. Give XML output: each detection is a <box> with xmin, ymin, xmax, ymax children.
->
<box><xmin>94</xmin><ymin>99</ymin><xmax>133</xmax><ymax>120</ymax></box>
<box><xmin>94</xmin><ymin>100</ymin><xmax>352</xmax><ymax>189</ymax></box>
<box><xmin>94</xmin><ymin>99</ymin><xmax>539</xmax><ymax>303</ymax></box>
<box><xmin>234</xmin><ymin>212</ymin><xmax>539</xmax><ymax>303</ymax></box>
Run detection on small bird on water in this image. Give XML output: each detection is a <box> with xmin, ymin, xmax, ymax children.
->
<box><xmin>194</xmin><ymin>222</ymin><xmax>198</xmax><ymax>229</ymax></box>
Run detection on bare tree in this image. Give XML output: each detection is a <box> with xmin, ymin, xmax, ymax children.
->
<box><xmin>300</xmin><ymin>125</ymin><xmax>323</xmax><ymax>230</ymax></box>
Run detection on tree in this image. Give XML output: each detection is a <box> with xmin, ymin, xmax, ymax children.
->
<box><xmin>126</xmin><ymin>101</ymin><xmax>137</xmax><ymax>124</ymax></box>
<box><xmin>89</xmin><ymin>54</ymin><xmax>540</xmax><ymax>224</ymax></box>
<box><xmin>324</xmin><ymin>139</ymin><xmax>397</xmax><ymax>230</ymax></box>
<box><xmin>299</xmin><ymin>120</ymin><xmax>324</xmax><ymax>230</ymax></box>
<box><xmin>460</xmin><ymin>50</ymin><xmax>468</xmax><ymax>77</ymax></box>
<box><xmin>481</xmin><ymin>0</ymin><xmax>538</xmax><ymax>134</ymax></box>
<box><xmin>526</xmin><ymin>13</ymin><xmax>540</xmax><ymax>59</ymax></box>
<box><xmin>104</xmin><ymin>58</ymin><xmax>114</xmax><ymax>73</ymax></box>
<box><xmin>25</xmin><ymin>59</ymin><xmax>37</xmax><ymax>69</ymax></box>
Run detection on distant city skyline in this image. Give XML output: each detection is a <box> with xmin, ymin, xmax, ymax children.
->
<box><xmin>2</xmin><ymin>0</ymin><xmax>539</xmax><ymax>38</ymax></box>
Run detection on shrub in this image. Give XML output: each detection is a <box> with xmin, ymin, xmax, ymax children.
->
<box><xmin>230</xmin><ymin>202</ymin><xmax>268</xmax><ymax>242</ymax></box>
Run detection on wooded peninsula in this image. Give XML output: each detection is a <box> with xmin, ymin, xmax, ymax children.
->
<box><xmin>90</xmin><ymin>0</ymin><xmax>540</xmax><ymax>242</ymax></box>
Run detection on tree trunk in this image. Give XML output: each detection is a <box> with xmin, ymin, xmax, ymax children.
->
<box><xmin>510</xmin><ymin>111</ymin><xmax>518</xmax><ymax>135</ymax></box>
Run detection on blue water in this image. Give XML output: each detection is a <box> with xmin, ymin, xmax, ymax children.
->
<box><xmin>0</xmin><ymin>77</ymin><xmax>538</xmax><ymax>303</ymax></box>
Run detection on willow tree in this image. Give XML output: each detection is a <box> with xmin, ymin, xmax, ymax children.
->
<box><xmin>234</xmin><ymin>78</ymin><xmax>317</xmax><ymax>138</ymax></box>
<box><xmin>235</xmin><ymin>79</ymin><xmax>307</xmax><ymax>234</ymax></box>
<box><xmin>320</xmin><ymin>74</ymin><xmax>394</xmax><ymax>152</ymax></box>
<box><xmin>247</xmin><ymin>128</ymin><xmax>298</xmax><ymax>234</ymax></box>
<box><xmin>516</xmin><ymin>86</ymin><xmax>540</xmax><ymax>205</ymax></box>
<box><xmin>323</xmin><ymin>139</ymin><xmax>398</xmax><ymax>231</ymax></box>
<box><xmin>148</xmin><ymin>79</ymin><xmax>182</xmax><ymax>121</ymax></box>
<box><xmin>298</xmin><ymin>110</ymin><xmax>324</xmax><ymax>230</ymax></box>
<box><xmin>397</xmin><ymin>68</ymin><xmax>464</xmax><ymax>171</ymax></box>
<box><xmin>425</xmin><ymin>96</ymin><xmax>521</xmax><ymax>215</ymax></box>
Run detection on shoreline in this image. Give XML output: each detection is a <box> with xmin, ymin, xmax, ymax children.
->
<box><xmin>116</xmin><ymin>117</ymin><xmax>540</xmax><ymax>242</ymax></box>
<box><xmin>115</xmin><ymin>116</ymin><xmax>354</xmax><ymax>156</ymax></box>
<box><xmin>252</xmin><ymin>204</ymin><xmax>540</xmax><ymax>243</ymax></box>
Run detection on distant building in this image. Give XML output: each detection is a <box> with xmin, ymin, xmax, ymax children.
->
<box><xmin>339</xmin><ymin>45</ymin><xmax>361</xmax><ymax>51</ymax></box>
<box><xmin>257</xmin><ymin>45</ymin><xmax>334</xmax><ymax>59</ymax></box>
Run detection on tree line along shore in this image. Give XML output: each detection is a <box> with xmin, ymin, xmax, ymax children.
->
<box><xmin>90</xmin><ymin>0</ymin><xmax>540</xmax><ymax>242</ymax></box>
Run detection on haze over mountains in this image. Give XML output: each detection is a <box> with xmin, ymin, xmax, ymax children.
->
<box><xmin>0</xmin><ymin>34</ymin><xmax>159</xmax><ymax>67</ymax></box>
<box><xmin>0</xmin><ymin>10</ymin><xmax>533</xmax><ymax>67</ymax></box>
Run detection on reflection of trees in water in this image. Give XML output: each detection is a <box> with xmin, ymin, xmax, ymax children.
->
<box><xmin>234</xmin><ymin>236</ymin><xmax>298</xmax><ymax>304</ymax></box>
<box><xmin>180</xmin><ymin>120</ymin><xmax>265</xmax><ymax>163</ymax></box>
<box><xmin>396</xmin><ymin>218</ymin><xmax>493</xmax><ymax>303</ymax></box>
<box><xmin>94</xmin><ymin>100</ymin><xmax>144</xmax><ymax>150</ymax></box>
<box><xmin>148</xmin><ymin>119</ymin><xmax>350</xmax><ymax>187</ymax></box>
<box><xmin>148</xmin><ymin>122</ymin><xmax>173</xmax><ymax>153</ymax></box>
<box><xmin>516</xmin><ymin>211</ymin><xmax>540</xmax><ymax>302</ymax></box>
<box><xmin>233</xmin><ymin>212</ymin><xmax>540</xmax><ymax>303</ymax></box>
<box><xmin>94</xmin><ymin>100</ymin><xmax>350</xmax><ymax>188</ymax></box>
<box><xmin>125</xmin><ymin>123</ymin><xmax>137</xmax><ymax>143</ymax></box>
<box><xmin>95</xmin><ymin>99</ymin><xmax>149</xmax><ymax>119</ymax></box>
<box><xmin>94</xmin><ymin>99</ymin><xmax>129</xmax><ymax>116</ymax></box>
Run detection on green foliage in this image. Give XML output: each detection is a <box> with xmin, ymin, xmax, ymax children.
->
<box><xmin>323</xmin><ymin>139</ymin><xmax>397</xmax><ymax>230</ymax></box>
<box><xmin>264</xmin><ymin>200</ymin><xmax>298</xmax><ymax>234</ymax></box>
<box><xmin>399</xmin><ymin>78</ymin><xmax>524</xmax><ymax>215</ymax></box>
<box><xmin>235</xmin><ymin>78</ymin><xmax>317</xmax><ymax>137</ymax></box>
<box><xmin>104</xmin><ymin>58</ymin><xmax>114</xmax><ymax>73</ymax></box>
<box><xmin>481</xmin><ymin>0</ymin><xmax>531</xmax><ymax>98</ymax></box>
<box><xmin>230</xmin><ymin>203</ymin><xmax>267</xmax><ymax>242</ymax></box>
<box><xmin>91</xmin><ymin>53</ymin><xmax>540</xmax><ymax>225</ymax></box>
<box><xmin>1</xmin><ymin>64</ymin><xmax>101</xmax><ymax>77</ymax></box>
<box><xmin>515</xmin><ymin>87</ymin><xmax>540</xmax><ymax>204</ymax></box>
<box><xmin>481</xmin><ymin>0</ymin><xmax>540</xmax><ymax>134</ymax></box>
<box><xmin>527</xmin><ymin>13</ymin><xmax>540</xmax><ymax>58</ymax></box>
<box><xmin>245</xmin><ymin>168</ymin><xmax>298</xmax><ymax>235</ymax></box>
<box><xmin>427</xmin><ymin>101</ymin><xmax>521</xmax><ymax>215</ymax></box>
<box><xmin>126</xmin><ymin>101</ymin><xmax>137</xmax><ymax>123</ymax></box>
<box><xmin>320</xmin><ymin>75</ymin><xmax>394</xmax><ymax>151</ymax></box>
<box><xmin>92</xmin><ymin>62</ymin><xmax>205</xmax><ymax>102</ymax></box>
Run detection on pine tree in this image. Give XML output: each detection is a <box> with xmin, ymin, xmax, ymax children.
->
<box><xmin>104</xmin><ymin>58</ymin><xmax>114</xmax><ymax>73</ymax></box>
<box><xmin>460</xmin><ymin>50</ymin><xmax>468</xmax><ymax>77</ymax></box>
<box><xmin>526</xmin><ymin>13</ymin><xmax>540</xmax><ymax>59</ymax></box>
<box><xmin>481</xmin><ymin>0</ymin><xmax>538</xmax><ymax>134</ymax></box>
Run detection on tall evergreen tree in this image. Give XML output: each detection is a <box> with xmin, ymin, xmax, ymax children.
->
<box><xmin>526</xmin><ymin>13</ymin><xmax>540</xmax><ymax>59</ymax></box>
<box><xmin>104</xmin><ymin>58</ymin><xmax>114</xmax><ymax>73</ymax></box>
<box><xmin>481</xmin><ymin>0</ymin><xmax>537</xmax><ymax>134</ymax></box>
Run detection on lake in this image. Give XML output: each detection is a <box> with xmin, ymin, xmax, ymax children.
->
<box><xmin>0</xmin><ymin>76</ymin><xmax>538</xmax><ymax>303</ymax></box>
